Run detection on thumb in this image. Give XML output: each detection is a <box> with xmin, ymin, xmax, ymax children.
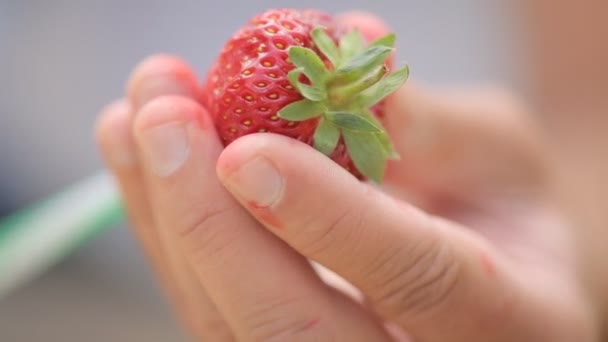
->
<box><xmin>216</xmin><ymin>133</ymin><xmax>555</xmax><ymax>341</ymax></box>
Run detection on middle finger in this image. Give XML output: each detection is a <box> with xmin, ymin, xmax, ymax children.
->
<box><xmin>133</xmin><ymin>95</ymin><xmax>392</xmax><ymax>341</ymax></box>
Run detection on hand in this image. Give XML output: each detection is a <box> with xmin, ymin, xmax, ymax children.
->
<box><xmin>96</xmin><ymin>12</ymin><xmax>599</xmax><ymax>342</ymax></box>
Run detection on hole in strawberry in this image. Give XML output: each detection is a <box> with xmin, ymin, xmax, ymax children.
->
<box><xmin>280</xmin><ymin>21</ymin><xmax>296</xmax><ymax>30</ymax></box>
<box><xmin>291</xmin><ymin>33</ymin><xmax>307</xmax><ymax>45</ymax></box>
<box><xmin>272</xmin><ymin>39</ymin><xmax>288</xmax><ymax>50</ymax></box>
<box><xmin>241</xmin><ymin>93</ymin><xmax>255</xmax><ymax>102</ymax></box>
<box><xmin>264</xmin><ymin>25</ymin><xmax>279</xmax><ymax>34</ymax></box>
<box><xmin>266</xmin><ymin>92</ymin><xmax>279</xmax><ymax>100</ymax></box>
<box><xmin>241</xmin><ymin>68</ymin><xmax>254</xmax><ymax>76</ymax></box>
<box><xmin>261</xmin><ymin>57</ymin><xmax>275</xmax><ymax>68</ymax></box>
<box><xmin>281</xmin><ymin>82</ymin><xmax>294</xmax><ymax>91</ymax></box>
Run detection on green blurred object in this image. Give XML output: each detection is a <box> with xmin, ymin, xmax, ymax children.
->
<box><xmin>0</xmin><ymin>172</ymin><xmax>124</xmax><ymax>298</ymax></box>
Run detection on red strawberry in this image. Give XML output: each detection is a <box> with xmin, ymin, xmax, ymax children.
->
<box><xmin>205</xmin><ymin>9</ymin><xmax>408</xmax><ymax>182</ymax></box>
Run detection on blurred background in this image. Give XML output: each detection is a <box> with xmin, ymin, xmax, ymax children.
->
<box><xmin>1</xmin><ymin>0</ymin><xmax>606</xmax><ymax>341</ymax></box>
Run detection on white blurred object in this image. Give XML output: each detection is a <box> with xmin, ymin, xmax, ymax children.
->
<box><xmin>0</xmin><ymin>171</ymin><xmax>123</xmax><ymax>298</ymax></box>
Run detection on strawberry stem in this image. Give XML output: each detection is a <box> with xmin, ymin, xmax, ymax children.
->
<box><xmin>282</xmin><ymin>27</ymin><xmax>409</xmax><ymax>183</ymax></box>
<box><xmin>328</xmin><ymin>66</ymin><xmax>387</xmax><ymax>105</ymax></box>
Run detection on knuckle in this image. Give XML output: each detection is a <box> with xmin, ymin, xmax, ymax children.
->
<box><xmin>244</xmin><ymin>296</ymin><xmax>326</xmax><ymax>342</ymax></box>
<box><xmin>369</xmin><ymin>223</ymin><xmax>461</xmax><ymax>320</ymax></box>
<box><xmin>191</xmin><ymin>317</ymin><xmax>235</xmax><ymax>342</ymax></box>
<box><xmin>297</xmin><ymin>185</ymin><xmax>374</xmax><ymax>260</ymax></box>
<box><xmin>177</xmin><ymin>204</ymin><xmax>241</xmax><ymax>264</ymax></box>
<box><xmin>298</xmin><ymin>201</ymin><xmax>364</xmax><ymax>260</ymax></box>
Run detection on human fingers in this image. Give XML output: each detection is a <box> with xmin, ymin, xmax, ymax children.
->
<box><xmin>216</xmin><ymin>133</ymin><xmax>587</xmax><ymax>341</ymax></box>
<box><xmin>97</xmin><ymin>55</ymin><xmax>233</xmax><ymax>340</ymax></box>
<box><xmin>336</xmin><ymin>12</ymin><xmax>546</xmax><ymax>201</ymax></box>
<box><xmin>384</xmin><ymin>84</ymin><xmax>550</xmax><ymax>203</ymax></box>
<box><xmin>133</xmin><ymin>95</ymin><xmax>393</xmax><ymax>341</ymax></box>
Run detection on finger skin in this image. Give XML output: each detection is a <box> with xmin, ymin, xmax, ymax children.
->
<box><xmin>97</xmin><ymin>100</ymin><xmax>177</xmax><ymax>290</ymax></box>
<box><xmin>340</xmin><ymin>11</ymin><xmax>548</xmax><ymax>201</ymax></box>
<box><xmin>336</xmin><ymin>10</ymin><xmax>392</xmax><ymax>42</ymax></box>
<box><xmin>133</xmin><ymin>95</ymin><xmax>393</xmax><ymax>342</ymax></box>
<box><xmin>216</xmin><ymin>133</ymin><xmax>592</xmax><ymax>342</ymax></box>
<box><xmin>97</xmin><ymin>54</ymin><xmax>234</xmax><ymax>340</ymax></box>
<box><xmin>384</xmin><ymin>84</ymin><xmax>551</xmax><ymax>203</ymax></box>
<box><xmin>97</xmin><ymin>101</ymin><xmax>232</xmax><ymax>341</ymax></box>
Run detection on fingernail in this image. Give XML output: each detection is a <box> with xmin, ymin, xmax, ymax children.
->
<box><xmin>222</xmin><ymin>156</ymin><xmax>284</xmax><ymax>207</ymax></box>
<box><xmin>133</xmin><ymin>77</ymin><xmax>194</xmax><ymax>110</ymax></box>
<box><xmin>139</xmin><ymin>122</ymin><xmax>191</xmax><ymax>177</ymax></box>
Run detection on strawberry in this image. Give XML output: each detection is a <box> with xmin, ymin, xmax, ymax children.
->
<box><xmin>205</xmin><ymin>9</ymin><xmax>408</xmax><ymax>182</ymax></box>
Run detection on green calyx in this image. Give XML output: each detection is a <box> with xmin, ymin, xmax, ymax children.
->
<box><xmin>278</xmin><ymin>27</ymin><xmax>410</xmax><ymax>183</ymax></box>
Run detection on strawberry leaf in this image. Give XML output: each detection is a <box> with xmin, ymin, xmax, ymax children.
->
<box><xmin>358</xmin><ymin>65</ymin><xmax>409</xmax><ymax>107</ymax></box>
<box><xmin>288</xmin><ymin>47</ymin><xmax>330</xmax><ymax>87</ymax></box>
<box><xmin>375</xmin><ymin>132</ymin><xmax>398</xmax><ymax>158</ymax></box>
<box><xmin>326</xmin><ymin>112</ymin><xmax>381</xmax><ymax>132</ymax></box>
<box><xmin>334</xmin><ymin>45</ymin><xmax>392</xmax><ymax>83</ymax></box>
<box><xmin>278</xmin><ymin>99</ymin><xmax>326</xmax><ymax>121</ymax></box>
<box><xmin>313</xmin><ymin>118</ymin><xmax>340</xmax><ymax>155</ymax></box>
<box><xmin>328</xmin><ymin>66</ymin><xmax>387</xmax><ymax>101</ymax></box>
<box><xmin>359</xmin><ymin>109</ymin><xmax>399</xmax><ymax>159</ymax></box>
<box><xmin>339</xmin><ymin>30</ymin><xmax>365</xmax><ymax>60</ymax></box>
<box><xmin>342</xmin><ymin>130</ymin><xmax>387</xmax><ymax>183</ymax></box>
<box><xmin>369</xmin><ymin>33</ymin><xmax>396</xmax><ymax>49</ymax></box>
<box><xmin>312</xmin><ymin>27</ymin><xmax>340</xmax><ymax>68</ymax></box>
<box><xmin>287</xmin><ymin>69</ymin><xmax>326</xmax><ymax>101</ymax></box>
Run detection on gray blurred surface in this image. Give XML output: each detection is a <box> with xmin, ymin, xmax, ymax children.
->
<box><xmin>0</xmin><ymin>1</ymin><xmax>514</xmax><ymax>340</ymax></box>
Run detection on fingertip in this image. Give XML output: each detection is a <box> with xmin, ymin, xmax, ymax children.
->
<box><xmin>133</xmin><ymin>95</ymin><xmax>207</xmax><ymax>134</ymax></box>
<box><xmin>217</xmin><ymin>133</ymin><xmax>322</xmax><ymax>182</ymax></box>
<box><xmin>96</xmin><ymin>98</ymin><xmax>137</xmax><ymax>168</ymax></box>
<box><xmin>336</xmin><ymin>10</ymin><xmax>392</xmax><ymax>42</ymax></box>
<box><xmin>217</xmin><ymin>133</ymin><xmax>360</xmax><ymax>213</ymax></box>
<box><xmin>217</xmin><ymin>134</ymin><xmax>322</xmax><ymax>211</ymax></box>
<box><xmin>126</xmin><ymin>54</ymin><xmax>200</xmax><ymax>111</ymax></box>
<box><xmin>216</xmin><ymin>133</ymin><xmax>272</xmax><ymax>177</ymax></box>
<box><xmin>133</xmin><ymin>95</ymin><xmax>216</xmax><ymax>178</ymax></box>
<box><xmin>96</xmin><ymin>99</ymin><xmax>130</xmax><ymax>142</ymax></box>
